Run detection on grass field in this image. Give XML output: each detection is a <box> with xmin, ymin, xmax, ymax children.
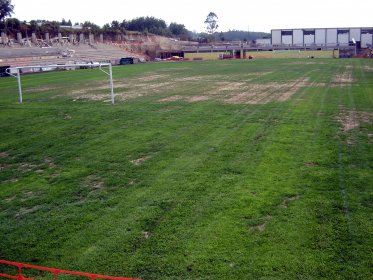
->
<box><xmin>0</xmin><ymin>59</ymin><xmax>372</xmax><ymax>279</ymax></box>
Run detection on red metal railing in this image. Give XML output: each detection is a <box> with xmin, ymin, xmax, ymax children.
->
<box><xmin>0</xmin><ymin>260</ymin><xmax>138</xmax><ymax>280</ymax></box>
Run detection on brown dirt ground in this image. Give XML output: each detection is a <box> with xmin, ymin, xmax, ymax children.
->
<box><xmin>338</xmin><ymin>110</ymin><xmax>373</xmax><ymax>132</ymax></box>
<box><xmin>188</xmin><ymin>96</ymin><xmax>210</xmax><ymax>102</ymax></box>
<box><xmin>0</xmin><ymin>163</ymin><xmax>9</xmax><ymax>171</ymax></box>
<box><xmin>0</xmin><ymin>152</ymin><xmax>9</xmax><ymax>158</ymax></box>
<box><xmin>251</xmin><ymin>223</ymin><xmax>266</xmax><ymax>232</ymax></box>
<box><xmin>21</xmin><ymin>191</ymin><xmax>43</xmax><ymax>202</ymax></box>
<box><xmin>288</xmin><ymin>61</ymin><xmax>327</xmax><ymax>65</ymax></box>
<box><xmin>15</xmin><ymin>205</ymin><xmax>43</xmax><ymax>217</ymax></box>
<box><xmin>175</xmin><ymin>76</ymin><xmax>205</xmax><ymax>82</ymax></box>
<box><xmin>67</xmin><ymin>73</ymin><xmax>328</xmax><ymax>105</ymax></box>
<box><xmin>331</xmin><ymin>67</ymin><xmax>353</xmax><ymax>86</ymax></box>
<box><xmin>18</xmin><ymin>162</ymin><xmax>38</xmax><ymax>172</ymax></box>
<box><xmin>24</xmin><ymin>86</ymin><xmax>55</xmax><ymax>93</ymax></box>
<box><xmin>82</xmin><ymin>175</ymin><xmax>105</xmax><ymax>193</ymax></box>
<box><xmin>279</xmin><ymin>195</ymin><xmax>300</xmax><ymax>209</ymax></box>
<box><xmin>223</xmin><ymin>78</ymin><xmax>311</xmax><ymax>104</ymax></box>
<box><xmin>246</xmin><ymin>71</ymin><xmax>273</xmax><ymax>76</ymax></box>
<box><xmin>130</xmin><ymin>155</ymin><xmax>152</xmax><ymax>166</ymax></box>
<box><xmin>159</xmin><ymin>95</ymin><xmax>184</xmax><ymax>102</ymax></box>
<box><xmin>304</xmin><ymin>162</ymin><xmax>318</xmax><ymax>167</ymax></box>
<box><xmin>368</xmin><ymin>133</ymin><xmax>373</xmax><ymax>143</ymax></box>
<box><xmin>136</xmin><ymin>74</ymin><xmax>168</xmax><ymax>82</ymax></box>
<box><xmin>249</xmin><ymin>215</ymin><xmax>272</xmax><ymax>232</ymax></box>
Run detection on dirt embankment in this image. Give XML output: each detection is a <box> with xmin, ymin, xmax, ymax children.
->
<box><xmin>114</xmin><ymin>34</ymin><xmax>197</xmax><ymax>58</ymax></box>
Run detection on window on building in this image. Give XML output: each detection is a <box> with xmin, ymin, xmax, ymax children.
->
<box><xmin>303</xmin><ymin>30</ymin><xmax>315</xmax><ymax>35</ymax></box>
<box><xmin>281</xmin><ymin>30</ymin><xmax>293</xmax><ymax>36</ymax></box>
<box><xmin>361</xmin><ymin>28</ymin><xmax>373</xmax><ymax>34</ymax></box>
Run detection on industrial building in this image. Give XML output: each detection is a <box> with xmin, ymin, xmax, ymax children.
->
<box><xmin>271</xmin><ymin>27</ymin><xmax>373</xmax><ymax>49</ymax></box>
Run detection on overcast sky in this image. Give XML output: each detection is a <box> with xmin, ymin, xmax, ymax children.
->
<box><xmin>11</xmin><ymin>0</ymin><xmax>373</xmax><ymax>33</ymax></box>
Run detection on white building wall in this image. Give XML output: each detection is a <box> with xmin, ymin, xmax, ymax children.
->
<box><xmin>315</xmin><ymin>29</ymin><xmax>326</xmax><ymax>45</ymax></box>
<box><xmin>350</xmin><ymin>28</ymin><xmax>361</xmax><ymax>42</ymax></box>
<box><xmin>361</xmin><ymin>33</ymin><xmax>373</xmax><ymax>48</ymax></box>
<box><xmin>326</xmin><ymin>28</ymin><xmax>337</xmax><ymax>45</ymax></box>
<box><xmin>338</xmin><ymin>30</ymin><xmax>349</xmax><ymax>45</ymax></box>
<box><xmin>282</xmin><ymin>35</ymin><xmax>292</xmax><ymax>45</ymax></box>
<box><xmin>293</xmin><ymin>29</ymin><xmax>303</xmax><ymax>45</ymax></box>
<box><xmin>271</xmin><ymin>27</ymin><xmax>373</xmax><ymax>47</ymax></box>
<box><xmin>256</xmin><ymin>39</ymin><xmax>271</xmax><ymax>45</ymax></box>
<box><xmin>272</xmin><ymin>30</ymin><xmax>282</xmax><ymax>45</ymax></box>
<box><xmin>304</xmin><ymin>35</ymin><xmax>315</xmax><ymax>45</ymax></box>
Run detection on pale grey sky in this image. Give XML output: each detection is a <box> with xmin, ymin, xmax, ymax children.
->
<box><xmin>11</xmin><ymin>0</ymin><xmax>373</xmax><ymax>33</ymax></box>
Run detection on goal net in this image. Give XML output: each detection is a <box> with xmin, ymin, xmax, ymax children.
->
<box><xmin>6</xmin><ymin>63</ymin><xmax>115</xmax><ymax>104</ymax></box>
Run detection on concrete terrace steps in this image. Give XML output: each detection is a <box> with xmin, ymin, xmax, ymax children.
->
<box><xmin>0</xmin><ymin>47</ymin><xmax>61</xmax><ymax>59</ymax></box>
<box><xmin>0</xmin><ymin>43</ymin><xmax>143</xmax><ymax>67</ymax></box>
<box><xmin>68</xmin><ymin>44</ymin><xmax>137</xmax><ymax>62</ymax></box>
<box><xmin>0</xmin><ymin>56</ymin><xmax>66</xmax><ymax>67</ymax></box>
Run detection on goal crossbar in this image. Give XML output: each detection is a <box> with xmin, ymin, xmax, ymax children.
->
<box><xmin>6</xmin><ymin>63</ymin><xmax>115</xmax><ymax>104</ymax></box>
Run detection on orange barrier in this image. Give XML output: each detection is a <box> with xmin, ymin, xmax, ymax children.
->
<box><xmin>0</xmin><ymin>260</ymin><xmax>138</xmax><ymax>280</ymax></box>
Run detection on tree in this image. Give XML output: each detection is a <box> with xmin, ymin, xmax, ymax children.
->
<box><xmin>0</xmin><ymin>0</ymin><xmax>14</xmax><ymax>22</ymax></box>
<box><xmin>4</xmin><ymin>17</ymin><xmax>19</xmax><ymax>34</ymax></box>
<box><xmin>127</xmin><ymin>16</ymin><xmax>167</xmax><ymax>36</ymax></box>
<box><xmin>120</xmin><ymin>20</ymin><xmax>128</xmax><ymax>31</ymax></box>
<box><xmin>219</xmin><ymin>31</ymin><xmax>225</xmax><ymax>41</ymax></box>
<box><xmin>204</xmin><ymin>12</ymin><xmax>218</xmax><ymax>41</ymax></box>
<box><xmin>83</xmin><ymin>21</ymin><xmax>101</xmax><ymax>35</ymax></box>
<box><xmin>110</xmin><ymin>20</ymin><xmax>120</xmax><ymax>30</ymax></box>
<box><xmin>40</xmin><ymin>21</ymin><xmax>60</xmax><ymax>36</ymax></box>
<box><xmin>29</xmin><ymin>20</ymin><xmax>38</xmax><ymax>33</ymax></box>
<box><xmin>169</xmin><ymin>22</ymin><xmax>187</xmax><ymax>38</ymax></box>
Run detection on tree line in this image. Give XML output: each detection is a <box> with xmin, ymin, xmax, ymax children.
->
<box><xmin>0</xmin><ymin>16</ymin><xmax>191</xmax><ymax>41</ymax></box>
<box><xmin>1</xmin><ymin>0</ymin><xmax>269</xmax><ymax>43</ymax></box>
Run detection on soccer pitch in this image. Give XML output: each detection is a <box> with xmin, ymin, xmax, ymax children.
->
<box><xmin>1</xmin><ymin>59</ymin><xmax>372</xmax><ymax>279</ymax></box>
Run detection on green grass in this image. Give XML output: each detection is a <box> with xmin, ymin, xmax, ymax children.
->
<box><xmin>0</xmin><ymin>59</ymin><xmax>372</xmax><ymax>279</ymax></box>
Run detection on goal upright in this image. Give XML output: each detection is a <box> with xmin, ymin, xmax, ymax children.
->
<box><xmin>6</xmin><ymin>63</ymin><xmax>115</xmax><ymax>104</ymax></box>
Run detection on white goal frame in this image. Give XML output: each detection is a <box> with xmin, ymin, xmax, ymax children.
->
<box><xmin>6</xmin><ymin>63</ymin><xmax>115</xmax><ymax>104</ymax></box>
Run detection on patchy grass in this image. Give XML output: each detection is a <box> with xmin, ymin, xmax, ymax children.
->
<box><xmin>0</xmin><ymin>59</ymin><xmax>372</xmax><ymax>279</ymax></box>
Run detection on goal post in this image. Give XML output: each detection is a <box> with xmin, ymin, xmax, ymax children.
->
<box><xmin>6</xmin><ymin>63</ymin><xmax>115</xmax><ymax>104</ymax></box>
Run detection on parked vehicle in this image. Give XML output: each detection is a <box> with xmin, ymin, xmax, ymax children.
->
<box><xmin>166</xmin><ymin>56</ymin><xmax>183</xmax><ymax>61</ymax></box>
<box><xmin>0</xmin><ymin>66</ymin><xmax>11</xmax><ymax>77</ymax></box>
<box><xmin>120</xmin><ymin>57</ymin><xmax>134</xmax><ymax>65</ymax></box>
